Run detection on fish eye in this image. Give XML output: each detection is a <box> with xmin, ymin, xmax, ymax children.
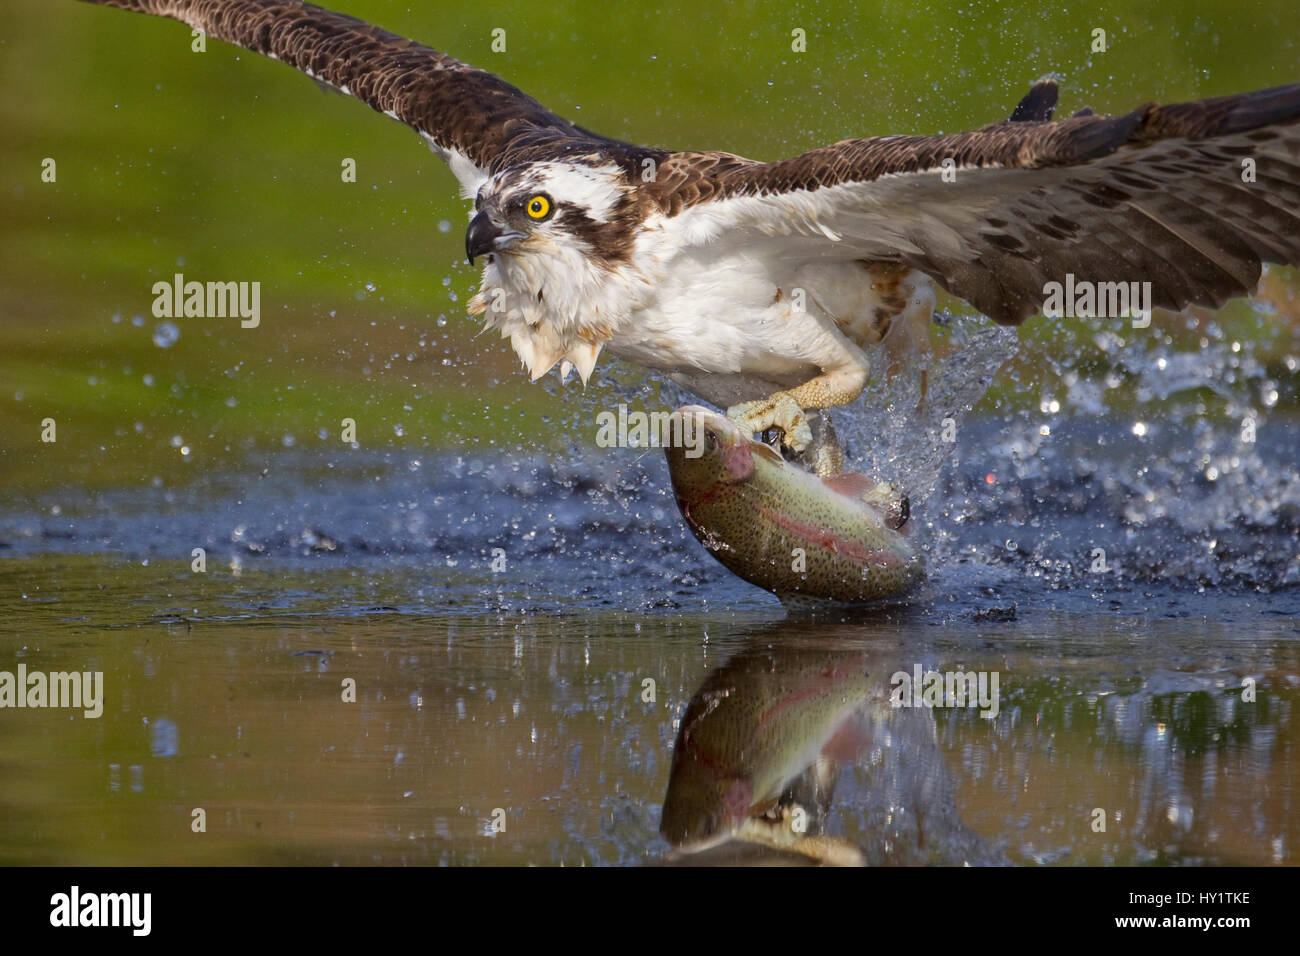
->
<box><xmin>525</xmin><ymin>194</ymin><xmax>552</xmax><ymax>220</ymax></box>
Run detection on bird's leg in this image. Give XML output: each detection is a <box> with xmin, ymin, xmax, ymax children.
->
<box><xmin>726</xmin><ymin>362</ymin><xmax>868</xmax><ymax>454</ymax></box>
<box><xmin>727</xmin><ymin>392</ymin><xmax>813</xmax><ymax>452</ymax></box>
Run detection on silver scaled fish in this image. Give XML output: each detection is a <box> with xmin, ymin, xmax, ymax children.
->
<box><xmin>664</xmin><ymin>406</ymin><xmax>924</xmax><ymax>603</ymax></box>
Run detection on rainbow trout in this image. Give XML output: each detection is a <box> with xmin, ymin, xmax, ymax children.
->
<box><xmin>664</xmin><ymin>406</ymin><xmax>923</xmax><ymax>603</ymax></box>
<box><xmin>660</xmin><ymin>644</ymin><xmax>877</xmax><ymax>864</ymax></box>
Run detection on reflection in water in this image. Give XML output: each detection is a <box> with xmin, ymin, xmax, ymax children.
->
<box><xmin>0</xmin><ymin>557</ymin><xmax>1295</xmax><ymax>866</ymax></box>
<box><xmin>658</xmin><ymin>623</ymin><xmax>1298</xmax><ymax>866</ymax></box>
<box><xmin>659</xmin><ymin>632</ymin><xmax>997</xmax><ymax>866</ymax></box>
<box><xmin>660</xmin><ymin>641</ymin><xmax>877</xmax><ymax>864</ymax></box>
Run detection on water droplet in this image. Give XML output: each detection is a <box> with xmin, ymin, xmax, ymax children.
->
<box><xmin>152</xmin><ymin>321</ymin><xmax>180</xmax><ymax>347</ymax></box>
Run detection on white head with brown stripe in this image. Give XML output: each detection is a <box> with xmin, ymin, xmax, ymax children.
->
<box><xmin>465</xmin><ymin>161</ymin><xmax>643</xmax><ymax>383</ymax></box>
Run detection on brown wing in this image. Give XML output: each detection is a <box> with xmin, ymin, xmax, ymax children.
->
<box><xmin>80</xmin><ymin>0</ymin><xmax>657</xmax><ymax>182</ymax></box>
<box><xmin>646</xmin><ymin>83</ymin><xmax>1300</xmax><ymax>324</ymax></box>
<box><xmin>1009</xmin><ymin>77</ymin><xmax>1059</xmax><ymax>122</ymax></box>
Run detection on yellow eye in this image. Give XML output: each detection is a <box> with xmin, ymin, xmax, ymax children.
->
<box><xmin>526</xmin><ymin>195</ymin><xmax>551</xmax><ymax>219</ymax></box>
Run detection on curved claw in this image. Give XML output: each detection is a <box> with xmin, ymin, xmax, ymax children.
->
<box><xmin>726</xmin><ymin>393</ymin><xmax>814</xmax><ymax>452</ymax></box>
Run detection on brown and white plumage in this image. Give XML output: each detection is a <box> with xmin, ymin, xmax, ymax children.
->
<box><xmin>650</xmin><ymin>83</ymin><xmax>1300</xmax><ymax>326</ymax></box>
<box><xmin>82</xmin><ymin>0</ymin><xmax>1300</xmax><ymax>457</ymax></box>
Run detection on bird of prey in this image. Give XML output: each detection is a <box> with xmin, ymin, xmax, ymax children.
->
<box><xmin>82</xmin><ymin>0</ymin><xmax>1300</xmax><ymax>473</ymax></box>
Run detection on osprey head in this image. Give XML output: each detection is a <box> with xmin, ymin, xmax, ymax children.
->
<box><xmin>465</xmin><ymin>161</ymin><xmax>632</xmax><ymax>264</ymax></box>
<box><xmin>465</xmin><ymin>160</ymin><xmax>643</xmax><ymax>385</ymax></box>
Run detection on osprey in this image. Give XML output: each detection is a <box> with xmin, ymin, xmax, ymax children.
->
<box><xmin>84</xmin><ymin>0</ymin><xmax>1300</xmax><ymax>469</ymax></box>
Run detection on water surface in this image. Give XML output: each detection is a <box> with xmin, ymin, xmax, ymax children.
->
<box><xmin>2</xmin><ymin>414</ymin><xmax>1297</xmax><ymax>865</ymax></box>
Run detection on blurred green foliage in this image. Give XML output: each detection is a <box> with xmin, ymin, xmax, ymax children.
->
<box><xmin>2</xmin><ymin>0</ymin><xmax>1297</xmax><ymax>493</ymax></box>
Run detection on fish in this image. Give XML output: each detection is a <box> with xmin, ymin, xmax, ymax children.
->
<box><xmin>660</xmin><ymin>643</ymin><xmax>877</xmax><ymax>864</ymax></box>
<box><xmin>663</xmin><ymin>406</ymin><xmax>924</xmax><ymax>603</ymax></box>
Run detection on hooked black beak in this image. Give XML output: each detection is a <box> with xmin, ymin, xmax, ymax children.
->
<box><xmin>465</xmin><ymin>211</ymin><xmax>524</xmax><ymax>263</ymax></box>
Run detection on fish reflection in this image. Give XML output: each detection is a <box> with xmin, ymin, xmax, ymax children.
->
<box><xmin>659</xmin><ymin>640</ymin><xmax>874</xmax><ymax>865</ymax></box>
<box><xmin>658</xmin><ymin>628</ymin><xmax>1004</xmax><ymax>866</ymax></box>
<box><xmin>659</xmin><ymin>647</ymin><xmax>872</xmax><ymax>863</ymax></box>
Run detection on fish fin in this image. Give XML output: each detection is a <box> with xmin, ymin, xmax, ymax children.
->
<box><xmin>822</xmin><ymin>473</ymin><xmax>874</xmax><ymax>498</ymax></box>
<box><xmin>749</xmin><ymin>440</ymin><xmax>785</xmax><ymax>465</ymax></box>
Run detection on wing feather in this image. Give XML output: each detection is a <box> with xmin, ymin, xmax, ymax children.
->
<box><xmin>649</xmin><ymin>84</ymin><xmax>1300</xmax><ymax>324</ymax></box>
<box><xmin>80</xmin><ymin>0</ymin><xmax>655</xmax><ymax>192</ymax></box>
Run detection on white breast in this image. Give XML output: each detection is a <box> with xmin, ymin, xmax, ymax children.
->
<box><xmin>602</xmin><ymin>217</ymin><xmax>897</xmax><ymax>406</ymax></box>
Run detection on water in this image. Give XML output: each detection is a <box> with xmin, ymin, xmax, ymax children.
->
<box><xmin>3</xmin><ymin>316</ymin><xmax>1298</xmax><ymax>866</ymax></box>
<box><xmin>1</xmin><ymin>393</ymin><xmax>1297</xmax><ymax>864</ymax></box>
<box><xmin>0</xmin><ymin>557</ymin><xmax>1295</xmax><ymax>865</ymax></box>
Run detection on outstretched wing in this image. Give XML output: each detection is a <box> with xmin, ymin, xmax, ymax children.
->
<box><xmin>647</xmin><ymin>83</ymin><xmax>1300</xmax><ymax>324</ymax></box>
<box><xmin>80</xmin><ymin>0</ymin><xmax>654</xmax><ymax>193</ymax></box>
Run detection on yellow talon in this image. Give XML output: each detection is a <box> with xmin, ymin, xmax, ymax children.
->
<box><xmin>726</xmin><ymin>393</ymin><xmax>814</xmax><ymax>452</ymax></box>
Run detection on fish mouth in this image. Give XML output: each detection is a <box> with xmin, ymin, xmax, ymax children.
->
<box><xmin>667</xmin><ymin>406</ymin><xmax>766</xmax><ymax>480</ymax></box>
<box><xmin>673</xmin><ymin>406</ymin><xmax>742</xmax><ymax>445</ymax></box>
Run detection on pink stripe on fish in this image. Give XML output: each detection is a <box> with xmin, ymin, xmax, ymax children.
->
<box><xmin>756</xmin><ymin>505</ymin><xmax>905</xmax><ymax>568</ymax></box>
